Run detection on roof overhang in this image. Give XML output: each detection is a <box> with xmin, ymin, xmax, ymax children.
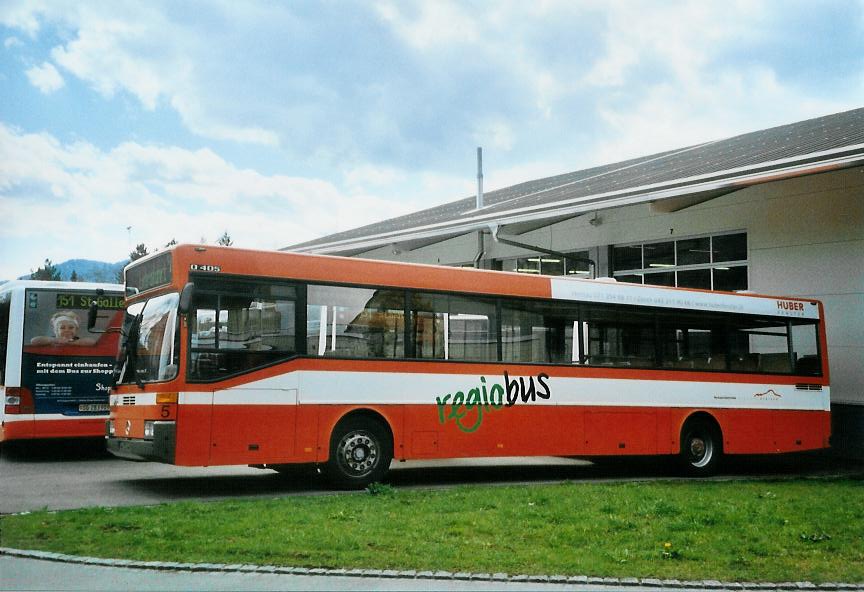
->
<box><xmin>288</xmin><ymin>144</ymin><xmax>864</xmax><ymax>255</ymax></box>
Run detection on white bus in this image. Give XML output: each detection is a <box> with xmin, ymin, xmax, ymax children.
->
<box><xmin>1</xmin><ymin>280</ymin><xmax>124</xmax><ymax>443</ymax></box>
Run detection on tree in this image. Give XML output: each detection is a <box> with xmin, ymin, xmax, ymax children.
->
<box><xmin>70</xmin><ymin>270</ymin><xmax>79</xmax><ymax>282</ymax></box>
<box><xmin>117</xmin><ymin>243</ymin><xmax>150</xmax><ymax>282</ymax></box>
<box><xmin>129</xmin><ymin>243</ymin><xmax>149</xmax><ymax>262</ymax></box>
<box><xmin>216</xmin><ymin>231</ymin><xmax>233</xmax><ymax>246</ymax></box>
<box><xmin>31</xmin><ymin>259</ymin><xmax>61</xmax><ymax>281</ymax></box>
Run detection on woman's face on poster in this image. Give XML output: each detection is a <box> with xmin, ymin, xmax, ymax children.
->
<box><xmin>56</xmin><ymin>320</ymin><xmax>78</xmax><ymax>341</ymax></box>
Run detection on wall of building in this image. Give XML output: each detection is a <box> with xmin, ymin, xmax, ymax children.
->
<box><xmin>358</xmin><ymin>166</ymin><xmax>864</xmax><ymax>456</ymax></box>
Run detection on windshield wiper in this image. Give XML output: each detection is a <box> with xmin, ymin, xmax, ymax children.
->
<box><xmin>114</xmin><ymin>312</ymin><xmax>144</xmax><ymax>389</ymax></box>
<box><xmin>112</xmin><ymin>313</ymin><xmax>133</xmax><ymax>388</ymax></box>
<box><xmin>127</xmin><ymin>312</ymin><xmax>144</xmax><ymax>389</ymax></box>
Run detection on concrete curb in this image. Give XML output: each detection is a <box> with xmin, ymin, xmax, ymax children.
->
<box><xmin>2</xmin><ymin>547</ymin><xmax>862</xmax><ymax>590</ymax></box>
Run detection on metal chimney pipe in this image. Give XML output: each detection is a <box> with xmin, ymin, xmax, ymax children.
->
<box><xmin>476</xmin><ymin>147</ymin><xmax>484</xmax><ymax>209</ymax></box>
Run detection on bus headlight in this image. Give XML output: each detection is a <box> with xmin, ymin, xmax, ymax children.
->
<box><xmin>108</xmin><ymin>420</ymin><xmax>115</xmax><ymax>436</ymax></box>
<box><xmin>144</xmin><ymin>421</ymin><xmax>155</xmax><ymax>439</ymax></box>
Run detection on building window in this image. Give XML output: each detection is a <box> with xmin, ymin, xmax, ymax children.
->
<box><xmin>496</xmin><ymin>250</ymin><xmax>592</xmax><ymax>277</ymax></box>
<box><xmin>612</xmin><ymin>232</ymin><xmax>747</xmax><ymax>291</ymax></box>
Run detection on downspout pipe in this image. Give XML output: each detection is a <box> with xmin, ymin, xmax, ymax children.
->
<box><xmin>488</xmin><ymin>224</ymin><xmax>596</xmax><ymax>279</ymax></box>
<box><xmin>474</xmin><ymin>230</ymin><xmax>485</xmax><ymax>269</ymax></box>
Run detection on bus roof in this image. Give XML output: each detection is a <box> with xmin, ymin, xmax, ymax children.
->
<box><xmin>133</xmin><ymin>244</ymin><xmax>821</xmax><ymax>321</ymax></box>
<box><xmin>0</xmin><ymin>280</ymin><xmax>124</xmax><ymax>294</ymax></box>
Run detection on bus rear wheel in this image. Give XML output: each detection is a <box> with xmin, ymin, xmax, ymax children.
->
<box><xmin>680</xmin><ymin>419</ymin><xmax>722</xmax><ymax>477</ymax></box>
<box><xmin>325</xmin><ymin>416</ymin><xmax>392</xmax><ymax>490</ymax></box>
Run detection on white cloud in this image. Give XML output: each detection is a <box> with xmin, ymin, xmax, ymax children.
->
<box><xmin>344</xmin><ymin>164</ymin><xmax>404</xmax><ymax>189</ymax></box>
<box><xmin>0</xmin><ymin>0</ymin><xmax>48</xmax><ymax>37</ymax></box>
<box><xmin>472</xmin><ymin>120</ymin><xmax>515</xmax><ymax>152</ymax></box>
<box><xmin>577</xmin><ymin>1</ymin><xmax>757</xmax><ymax>94</ymax></box>
<box><xmin>590</xmin><ymin>67</ymin><xmax>856</xmax><ymax>167</ymax></box>
<box><xmin>25</xmin><ymin>61</ymin><xmax>64</xmax><ymax>93</ymax></box>
<box><xmin>1</xmin><ymin>0</ymin><xmax>862</xmax><ymax>281</ymax></box>
<box><xmin>0</xmin><ymin>124</ymin><xmax>409</xmax><ymax>279</ymax></box>
<box><xmin>583</xmin><ymin>40</ymin><xmax>638</xmax><ymax>88</ymax></box>
<box><xmin>27</xmin><ymin>4</ymin><xmax>282</xmax><ymax>146</ymax></box>
<box><xmin>374</xmin><ymin>1</ymin><xmax>480</xmax><ymax>50</ymax></box>
<box><xmin>168</xmin><ymin>95</ymin><xmax>280</xmax><ymax>147</ymax></box>
<box><xmin>7</xmin><ymin>0</ymin><xmax>858</xmax><ymax>173</ymax></box>
<box><xmin>49</xmin><ymin>16</ymin><xmax>176</xmax><ymax>110</ymax></box>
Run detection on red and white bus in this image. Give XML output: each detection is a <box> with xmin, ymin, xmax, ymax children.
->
<box><xmin>105</xmin><ymin>244</ymin><xmax>830</xmax><ymax>488</ymax></box>
<box><xmin>1</xmin><ymin>280</ymin><xmax>124</xmax><ymax>443</ymax></box>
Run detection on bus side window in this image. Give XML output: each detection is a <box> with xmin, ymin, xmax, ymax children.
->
<box><xmin>582</xmin><ymin>304</ymin><xmax>655</xmax><ymax>368</ymax></box>
<box><xmin>655</xmin><ymin>310</ymin><xmax>728</xmax><ymax>371</ymax></box>
<box><xmin>500</xmin><ymin>298</ymin><xmax>578</xmax><ymax>364</ymax></box>
<box><xmin>307</xmin><ymin>286</ymin><xmax>405</xmax><ymax>360</ymax></box>
<box><xmin>411</xmin><ymin>292</ymin><xmax>497</xmax><ymax>362</ymax></box>
<box><xmin>188</xmin><ymin>282</ymin><xmax>298</xmax><ymax>381</ymax></box>
<box><xmin>729</xmin><ymin>317</ymin><xmax>792</xmax><ymax>374</ymax></box>
<box><xmin>791</xmin><ymin>321</ymin><xmax>821</xmax><ymax>376</ymax></box>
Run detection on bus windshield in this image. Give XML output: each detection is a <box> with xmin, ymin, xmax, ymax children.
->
<box><xmin>116</xmin><ymin>293</ymin><xmax>180</xmax><ymax>385</ymax></box>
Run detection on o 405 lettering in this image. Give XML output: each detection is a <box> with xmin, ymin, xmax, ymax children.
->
<box><xmin>190</xmin><ymin>264</ymin><xmax>221</xmax><ymax>272</ymax></box>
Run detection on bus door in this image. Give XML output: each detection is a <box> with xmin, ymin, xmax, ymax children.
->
<box><xmin>208</xmin><ymin>384</ymin><xmax>298</xmax><ymax>465</ymax></box>
<box><xmin>188</xmin><ymin>283</ymin><xmax>300</xmax><ymax>465</ymax></box>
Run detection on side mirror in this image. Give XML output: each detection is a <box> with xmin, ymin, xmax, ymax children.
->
<box><xmin>178</xmin><ymin>282</ymin><xmax>195</xmax><ymax>315</ymax></box>
<box><xmin>87</xmin><ymin>288</ymin><xmax>105</xmax><ymax>331</ymax></box>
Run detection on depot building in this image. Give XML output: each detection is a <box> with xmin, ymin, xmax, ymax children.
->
<box><xmin>286</xmin><ymin>108</ymin><xmax>864</xmax><ymax>459</ymax></box>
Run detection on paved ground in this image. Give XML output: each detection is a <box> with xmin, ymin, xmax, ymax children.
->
<box><xmin>2</xmin><ymin>441</ymin><xmax>861</xmax><ymax>591</ymax></box>
<box><xmin>7</xmin><ymin>552</ymin><xmax>860</xmax><ymax>592</ymax></box>
<box><xmin>0</xmin><ymin>440</ymin><xmax>596</xmax><ymax>513</ymax></box>
<box><xmin>3</xmin><ymin>438</ymin><xmax>860</xmax><ymax>514</ymax></box>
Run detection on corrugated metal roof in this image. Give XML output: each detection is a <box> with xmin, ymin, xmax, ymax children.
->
<box><xmin>287</xmin><ymin>107</ymin><xmax>864</xmax><ymax>254</ymax></box>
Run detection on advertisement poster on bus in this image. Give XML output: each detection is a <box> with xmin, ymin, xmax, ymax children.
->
<box><xmin>21</xmin><ymin>290</ymin><xmax>124</xmax><ymax>415</ymax></box>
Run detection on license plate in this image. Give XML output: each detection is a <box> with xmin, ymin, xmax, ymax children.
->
<box><xmin>78</xmin><ymin>404</ymin><xmax>109</xmax><ymax>412</ymax></box>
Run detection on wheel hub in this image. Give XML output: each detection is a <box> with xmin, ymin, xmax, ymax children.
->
<box><xmin>339</xmin><ymin>432</ymin><xmax>378</xmax><ymax>476</ymax></box>
<box><xmin>690</xmin><ymin>437</ymin><xmax>706</xmax><ymax>459</ymax></box>
<box><xmin>688</xmin><ymin>433</ymin><xmax>714</xmax><ymax>468</ymax></box>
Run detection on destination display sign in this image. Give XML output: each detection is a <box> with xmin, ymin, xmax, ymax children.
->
<box><xmin>126</xmin><ymin>252</ymin><xmax>173</xmax><ymax>293</ymax></box>
<box><xmin>55</xmin><ymin>293</ymin><xmax>125</xmax><ymax>310</ymax></box>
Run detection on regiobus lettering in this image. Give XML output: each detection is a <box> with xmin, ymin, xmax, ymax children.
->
<box><xmin>104</xmin><ymin>245</ymin><xmax>830</xmax><ymax>489</ymax></box>
<box><xmin>436</xmin><ymin>373</ymin><xmax>552</xmax><ymax>433</ymax></box>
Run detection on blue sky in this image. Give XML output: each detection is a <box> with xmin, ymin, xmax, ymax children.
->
<box><xmin>1</xmin><ymin>0</ymin><xmax>862</xmax><ymax>280</ymax></box>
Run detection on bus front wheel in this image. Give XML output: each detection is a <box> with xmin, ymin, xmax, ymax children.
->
<box><xmin>325</xmin><ymin>416</ymin><xmax>392</xmax><ymax>490</ymax></box>
<box><xmin>680</xmin><ymin>419</ymin><xmax>722</xmax><ymax>477</ymax></box>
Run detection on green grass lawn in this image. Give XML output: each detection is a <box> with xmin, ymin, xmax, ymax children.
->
<box><xmin>2</xmin><ymin>478</ymin><xmax>862</xmax><ymax>583</ymax></box>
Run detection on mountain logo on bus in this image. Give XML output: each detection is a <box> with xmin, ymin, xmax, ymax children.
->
<box><xmin>753</xmin><ymin>389</ymin><xmax>782</xmax><ymax>399</ymax></box>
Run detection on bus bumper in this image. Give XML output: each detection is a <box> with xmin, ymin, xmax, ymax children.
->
<box><xmin>105</xmin><ymin>421</ymin><xmax>176</xmax><ymax>463</ymax></box>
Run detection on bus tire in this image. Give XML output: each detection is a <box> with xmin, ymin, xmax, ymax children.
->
<box><xmin>325</xmin><ymin>416</ymin><xmax>392</xmax><ymax>490</ymax></box>
<box><xmin>680</xmin><ymin>418</ymin><xmax>722</xmax><ymax>476</ymax></box>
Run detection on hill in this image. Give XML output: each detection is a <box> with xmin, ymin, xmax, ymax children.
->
<box><xmin>18</xmin><ymin>259</ymin><xmax>128</xmax><ymax>283</ymax></box>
